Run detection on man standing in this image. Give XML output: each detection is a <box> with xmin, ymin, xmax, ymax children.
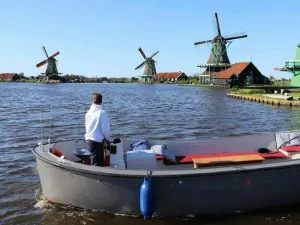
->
<box><xmin>85</xmin><ymin>93</ymin><xmax>110</xmax><ymax>166</ymax></box>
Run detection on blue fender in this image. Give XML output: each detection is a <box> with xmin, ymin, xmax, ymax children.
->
<box><xmin>140</xmin><ymin>176</ymin><xmax>156</xmax><ymax>220</ymax></box>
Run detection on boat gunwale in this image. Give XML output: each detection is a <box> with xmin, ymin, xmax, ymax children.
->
<box><xmin>31</xmin><ymin>139</ymin><xmax>300</xmax><ymax>178</ymax></box>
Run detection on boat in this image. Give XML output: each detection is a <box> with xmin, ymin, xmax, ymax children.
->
<box><xmin>32</xmin><ymin>130</ymin><xmax>300</xmax><ymax>218</ymax></box>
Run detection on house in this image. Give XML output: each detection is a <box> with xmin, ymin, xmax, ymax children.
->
<box><xmin>46</xmin><ymin>74</ymin><xmax>66</xmax><ymax>83</ymax></box>
<box><xmin>153</xmin><ymin>72</ymin><xmax>189</xmax><ymax>82</ymax></box>
<box><xmin>0</xmin><ymin>73</ymin><xmax>20</xmax><ymax>82</ymax></box>
<box><xmin>213</xmin><ymin>62</ymin><xmax>270</xmax><ymax>86</ymax></box>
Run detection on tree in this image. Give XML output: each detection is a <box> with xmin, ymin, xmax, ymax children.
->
<box><xmin>18</xmin><ymin>72</ymin><xmax>28</xmax><ymax>80</ymax></box>
<box><xmin>131</xmin><ymin>77</ymin><xmax>138</xmax><ymax>82</ymax></box>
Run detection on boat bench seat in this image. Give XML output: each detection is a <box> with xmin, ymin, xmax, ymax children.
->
<box><xmin>192</xmin><ymin>154</ymin><xmax>265</xmax><ymax>168</ymax></box>
<box><xmin>281</xmin><ymin>145</ymin><xmax>300</xmax><ymax>152</ymax></box>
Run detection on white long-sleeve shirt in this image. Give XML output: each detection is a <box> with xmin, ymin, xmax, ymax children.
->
<box><xmin>85</xmin><ymin>104</ymin><xmax>110</xmax><ymax>142</ymax></box>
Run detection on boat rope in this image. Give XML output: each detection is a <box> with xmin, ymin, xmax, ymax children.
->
<box><xmin>40</xmin><ymin>99</ymin><xmax>43</xmax><ymax>145</ymax></box>
<box><xmin>123</xmin><ymin>153</ymin><xmax>127</xmax><ymax>169</ymax></box>
<box><xmin>47</xmin><ymin>84</ymin><xmax>55</xmax><ymax>150</ymax></box>
<box><xmin>146</xmin><ymin>169</ymin><xmax>153</xmax><ymax>180</ymax></box>
<box><xmin>72</xmin><ymin>86</ymin><xmax>78</xmax><ymax>139</ymax></box>
<box><xmin>70</xmin><ymin>83</ymin><xmax>79</xmax><ymax>140</ymax></box>
<box><xmin>48</xmin><ymin>95</ymin><xmax>53</xmax><ymax>150</ymax></box>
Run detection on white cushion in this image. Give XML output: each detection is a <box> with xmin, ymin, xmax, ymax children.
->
<box><xmin>275</xmin><ymin>132</ymin><xmax>291</xmax><ymax>148</ymax></box>
<box><xmin>150</xmin><ymin>144</ymin><xmax>167</xmax><ymax>155</ymax></box>
<box><xmin>289</xmin><ymin>132</ymin><xmax>300</xmax><ymax>146</ymax></box>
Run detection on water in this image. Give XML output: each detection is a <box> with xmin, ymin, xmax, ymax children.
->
<box><xmin>1</xmin><ymin>82</ymin><xmax>300</xmax><ymax>225</ymax></box>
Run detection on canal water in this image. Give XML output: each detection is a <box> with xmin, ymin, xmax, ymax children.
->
<box><xmin>1</xmin><ymin>82</ymin><xmax>300</xmax><ymax>225</ymax></box>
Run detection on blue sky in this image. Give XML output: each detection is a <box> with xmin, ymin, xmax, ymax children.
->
<box><xmin>0</xmin><ymin>0</ymin><xmax>299</xmax><ymax>78</ymax></box>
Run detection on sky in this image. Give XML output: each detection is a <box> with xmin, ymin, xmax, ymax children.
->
<box><xmin>0</xmin><ymin>0</ymin><xmax>299</xmax><ymax>78</ymax></box>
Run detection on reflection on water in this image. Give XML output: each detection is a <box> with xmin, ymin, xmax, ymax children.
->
<box><xmin>1</xmin><ymin>82</ymin><xmax>300</xmax><ymax>225</ymax></box>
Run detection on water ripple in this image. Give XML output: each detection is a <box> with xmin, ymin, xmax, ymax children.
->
<box><xmin>1</xmin><ymin>82</ymin><xmax>300</xmax><ymax>225</ymax></box>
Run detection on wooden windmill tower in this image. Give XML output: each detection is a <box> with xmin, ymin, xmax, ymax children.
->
<box><xmin>194</xmin><ymin>12</ymin><xmax>247</xmax><ymax>77</ymax></box>
<box><xmin>36</xmin><ymin>46</ymin><xmax>62</xmax><ymax>80</ymax></box>
<box><xmin>135</xmin><ymin>47</ymin><xmax>159</xmax><ymax>83</ymax></box>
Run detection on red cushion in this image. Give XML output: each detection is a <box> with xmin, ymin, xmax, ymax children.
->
<box><xmin>157</xmin><ymin>151</ymin><xmax>286</xmax><ymax>164</ymax></box>
<box><xmin>281</xmin><ymin>145</ymin><xmax>300</xmax><ymax>152</ymax></box>
<box><xmin>156</xmin><ymin>155</ymin><xmax>163</xmax><ymax>160</ymax></box>
<box><xmin>176</xmin><ymin>152</ymin><xmax>287</xmax><ymax>164</ymax></box>
<box><xmin>258</xmin><ymin>152</ymin><xmax>286</xmax><ymax>158</ymax></box>
<box><xmin>50</xmin><ymin>148</ymin><xmax>67</xmax><ymax>159</ymax></box>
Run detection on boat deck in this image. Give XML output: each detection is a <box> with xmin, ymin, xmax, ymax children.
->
<box><xmin>32</xmin><ymin>133</ymin><xmax>300</xmax><ymax>173</ymax></box>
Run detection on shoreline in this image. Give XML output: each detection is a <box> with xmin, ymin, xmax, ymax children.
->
<box><xmin>0</xmin><ymin>81</ymin><xmax>198</xmax><ymax>85</ymax></box>
<box><xmin>227</xmin><ymin>93</ymin><xmax>300</xmax><ymax>107</ymax></box>
<box><xmin>178</xmin><ymin>84</ymin><xmax>229</xmax><ymax>88</ymax></box>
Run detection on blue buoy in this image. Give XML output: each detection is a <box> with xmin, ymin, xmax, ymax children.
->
<box><xmin>140</xmin><ymin>171</ymin><xmax>155</xmax><ymax>220</ymax></box>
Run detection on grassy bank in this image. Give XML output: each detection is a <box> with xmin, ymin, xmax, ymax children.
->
<box><xmin>228</xmin><ymin>88</ymin><xmax>266</xmax><ymax>97</ymax></box>
<box><xmin>228</xmin><ymin>88</ymin><xmax>300</xmax><ymax>101</ymax></box>
<box><xmin>229</xmin><ymin>88</ymin><xmax>300</xmax><ymax>97</ymax></box>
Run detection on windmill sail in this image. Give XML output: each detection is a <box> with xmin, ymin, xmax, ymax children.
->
<box><xmin>36</xmin><ymin>46</ymin><xmax>60</xmax><ymax>76</ymax></box>
<box><xmin>194</xmin><ymin>12</ymin><xmax>247</xmax><ymax>72</ymax></box>
<box><xmin>135</xmin><ymin>47</ymin><xmax>159</xmax><ymax>76</ymax></box>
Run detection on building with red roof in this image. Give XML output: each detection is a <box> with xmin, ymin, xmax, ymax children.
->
<box><xmin>0</xmin><ymin>73</ymin><xmax>20</xmax><ymax>82</ymax></box>
<box><xmin>199</xmin><ymin>62</ymin><xmax>270</xmax><ymax>86</ymax></box>
<box><xmin>153</xmin><ymin>71</ymin><xmax>189</xmax><ymax>82</ymax></box>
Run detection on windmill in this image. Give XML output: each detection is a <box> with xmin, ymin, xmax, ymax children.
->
<box><xmin>194</xmin><ymin>12</ymin><xmax>248</xmax><ymax>75</ymax></box>
<box><xmin>36</xmin><ymin>46</ymin><xmax>62</xmax><ymax>78</ymax></box>
<box><xmin>135</xmin><ymin>47</ymin><xmax>159</xmax><ymax>82</ymax></box>
<box><xmin>274</xmin><ymin>43</ymin><xmax>300</xmax><ymax>87</ymax></box>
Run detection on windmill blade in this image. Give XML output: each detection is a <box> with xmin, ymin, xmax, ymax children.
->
<box><xmin>225</xmin><ymin>34</ymin><xmax>247</xmax><ymax>41</ymax></box>
<box><xmin>148</xmin><ymin>51</ymin><xmax>159</xmax><ymax>59</ymax></box>
<box><xmin>223</xmin><ymin>32</ymin><xmax>247</xmax><ymax>41</ymax></box>
<box><xmin>49</xmin><ymin>51</ymin><xmax>60</xmax><ymax>58</ymax></box>
<box><xmin>42</xmin><ymin>46</ymin><xmax>49</xmax><ymax>58</ymax></box>
<box><xmin>212</xmin><ymin>14</ymin><xmax>218</xmax><ymax>36</ymax></box>
<box><xmin>36</xmin><ymin>60</ymin><xmax>47</xmax><ymax>68</ymax></box>
<box><xmin>215</xmin><ymin>13</ymin><xmax>221</xmax><ymax>36</ymax></box>
<box><xmin>194</xmin><ymin>39</ymin><xmax>212</xmax><ymax>45</ymax></box>
<box><xmin>135</xmin><ymin>61</ymin><xmax>145</xmax><ymax>70</ymax></box>
<box><xmin>138</xmin><ymin>47</ymin><xmax>147</xmax><ymax>59</ymax></box>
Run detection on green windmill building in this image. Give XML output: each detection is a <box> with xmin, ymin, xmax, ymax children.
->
<box><xmin>193</xmin><ymin>12</ymin><xmax>248</xmax><ymax>84</ymax></box>
<box><xmin>135</xmin><ymin>47</ymin><xmax>159</xmax><ymax>83</ymax></box>
<box><xmin>275</xmin><ymin>43</ymin><xmax>300</xmax><ymax>87</ymax></box>
<box><xmin>36</xmin><ymin>46</ymin><xmax>63</xmax><ymax>82</ymax></box>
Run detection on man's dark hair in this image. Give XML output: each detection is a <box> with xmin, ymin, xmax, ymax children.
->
<box><xmin>92</xmin><ymin>93</ymin><xmax>102</xmax><ymax>105</ymax></box>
